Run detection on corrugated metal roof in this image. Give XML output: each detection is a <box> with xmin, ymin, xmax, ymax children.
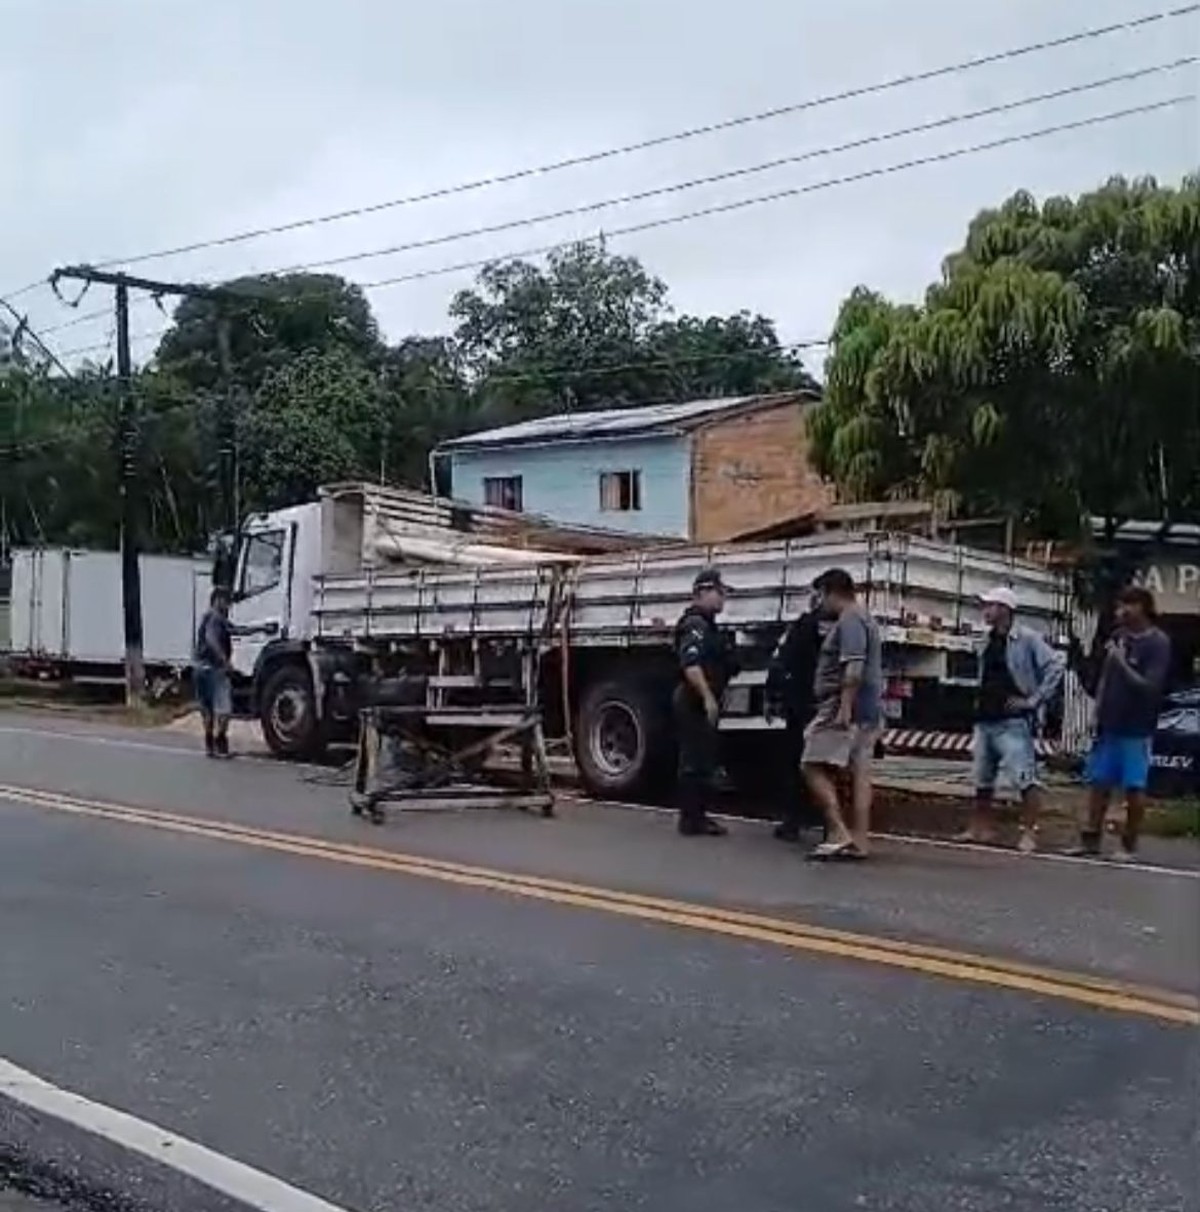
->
<box><xmin>1088</xmin><ymin>517</ymin><xmax>1200</xmax><ymax>547</ymax></box>
<box><xmin>437</xmin><ymin>392</ymin><xmax>813</xmax><ymax>452</ymax></box>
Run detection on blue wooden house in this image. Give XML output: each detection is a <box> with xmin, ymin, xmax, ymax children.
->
<box><xmin>431</xmin><ymin>391</ymin><xmax>827</xmax><ymax>542</ymax></box>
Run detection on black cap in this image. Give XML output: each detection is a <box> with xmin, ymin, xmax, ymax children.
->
<box><xmin>693</xmin><ymin>567</ymin><xmax>730</xmax><ymax>593</ymax></box>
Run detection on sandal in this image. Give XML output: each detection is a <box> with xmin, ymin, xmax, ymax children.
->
<box><xmin>952</xmin><ymin>831</ymin><xmax>997</xmax><ymax>846</ymax></box>
<box><xmin>806</xmin><ymin>840</ymin><xmax>868</xmax><ymax>862</ymax></box>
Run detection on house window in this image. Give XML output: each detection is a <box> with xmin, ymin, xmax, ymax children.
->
<box><xmin>483</xmin><ymin>475</ymin><xmax>523</xmax><ymax>512</ymax></box>
<box><xmin>599</xmin><ymin>470</ymin><xmax>642</xmax><ymax>512</ymax></box>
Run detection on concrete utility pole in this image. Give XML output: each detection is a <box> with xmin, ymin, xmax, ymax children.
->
<box><xmin>112</xmin><ymin>278</ymin><xmax>145</xmax><ymax>703</ymax></box>
<box><xmin>49</xmin><ymin>266</ymin><xmax>253</xmax><ymax>706</ymax></box>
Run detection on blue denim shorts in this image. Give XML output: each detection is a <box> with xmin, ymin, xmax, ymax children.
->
<box><xmin>972</xmin><ymin>717</ymin><xmax>1039</xmax><ymax>793</ymax></box>
<box><xmin>194</xmin><ymin>665</ymin><xmax>232</xmax><ymax>717</ymax></box>
<box><xmin>1085</xmin><ymin>734</ymin><xmax>1153</xmax><ymax>792</ymax></box>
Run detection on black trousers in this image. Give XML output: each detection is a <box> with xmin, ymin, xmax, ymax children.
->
<box><xmin>673</xmin><ymin>687</ymin><xmax>719</xmax><ymax>825</ymax></box>
<box><xmin>780</xmin><ymin>710</ymin><xmax>822</xmax><ymax>831</ymax></box>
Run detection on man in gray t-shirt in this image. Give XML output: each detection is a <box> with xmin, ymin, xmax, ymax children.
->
<box><xmin>812</xmin><ymin>602</ymin><xmax>884</xmax><ymax>727</ymax></box>
<box><xmin>802</xmin><ymin>568</ymin><xmax>883</xmax><ymax>860</ymax></box>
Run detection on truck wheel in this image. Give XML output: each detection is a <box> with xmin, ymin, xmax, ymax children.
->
<box><xmin>575</xmin><ymin>675</ymin><xmax>674</xmax><ymax>801</ymax></box>
<box><xmin>259</xmin><ymin>663</ymin><xmax>323</xmax><ymax>759</ymax></box>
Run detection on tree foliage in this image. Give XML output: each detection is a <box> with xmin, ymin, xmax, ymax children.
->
<box><xmin>451</xmin><ymin>242</ymin><xmax>816</xmax><ymax>424</ymax></box>
<box><xmin>4</xmin><ymin>243</ymin><xmax>810</xmax><ymax>554</ymax></box>
<box><xmin>811</xmin><ymin>175</ymin><xmax>1200</xmax><ymax>535</ymax></box>
<box><xmin>156</xmin><ymin>273</ymin><xmax>382</xmax><ymax>393</ymax></box>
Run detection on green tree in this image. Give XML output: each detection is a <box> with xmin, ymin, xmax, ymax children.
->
<box><xmin>641</xmin><ymin>312</ymin><xmax>818</xmax><ymax>400</ymax></box>
<box><xmin>1</xmin><ymin>366</ymin><xmax>120</xmax><ymax>551</ymax></box>
<box><xmin>377</xmin><ymin>337</ymin><xmax>475</xmax><ymax>487</ymax></box>
<box><xmin>11</xmin><ymin>248</ymin><xmax>815</xmax><ymax>554</ymax></box>
<box><xmin>154</xmin><ymin>272</ymin><xmax>383</xmax><ymax>394</ymax></box>
<box><xmin>237</xmin><ymin>347</ymin><xmax>389</xmax><ymax>513</ymax></box>
<box><xmin>450</xmin><ymin>242</ymin><xmax>815</xmax><ymax>423</ymax></box>
<box><xmin>812</xmin><ymin>175</ymin><xmax>1200</xmax><ymax>535</ymax></box>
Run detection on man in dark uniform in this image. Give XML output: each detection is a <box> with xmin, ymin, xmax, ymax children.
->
<box><xmin>673</xmin><ymin>567</ymin><xmax>739</xmax><ymax>836</ymax></box>
<box><xmin>765</xmin><ymin>579</ymin><xmax>828</xmax><ymax>841</ymax></box>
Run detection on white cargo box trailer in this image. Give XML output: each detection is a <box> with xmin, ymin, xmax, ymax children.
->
<box><xmin>7</xmin><ymin>548</ymin><xmax>212</xmax><ymax>680</ymax></box>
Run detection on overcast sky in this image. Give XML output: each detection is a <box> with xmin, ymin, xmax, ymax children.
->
<box><xmin>2</xmin><ymin>0</ymin><xmax>1196</xmax><ymax>375</ymax></box>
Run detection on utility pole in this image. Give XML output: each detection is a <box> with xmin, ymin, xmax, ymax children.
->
<box><xmin>50</xmin><ymin>265</ymin><xmax>258</xmax><ymax>706</ymax></box>
<box><xmin>214</xmin><ymin>315</ymin><xmax>238</xmax><ymax>537</ymax></box>
<box><xmin>113</xmin><ymin>279</ymin><xmax>146</xmax><ymax>704</ymax></box>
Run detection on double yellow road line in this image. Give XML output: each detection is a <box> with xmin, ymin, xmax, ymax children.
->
<box><xmin>2</xmin><ymin>781</ymin><xmax>1196</xmax><ymax>1026</ymax></box>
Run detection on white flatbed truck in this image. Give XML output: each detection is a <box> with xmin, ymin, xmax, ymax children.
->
<box><xmin>223</xmin><ymin>482</ymin><xmax>1089</xmax><ymax>799</ymax></box>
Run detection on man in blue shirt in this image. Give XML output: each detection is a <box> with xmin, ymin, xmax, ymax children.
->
<box><xmin>1074</xmin><ymin>586</ymin><xmax>1172</xmax><ymax>861</ymax></box>
<box><xmin>194</xmin><ymin>586</ymin><xmax>234</xmax><ymax>758</ymax></box>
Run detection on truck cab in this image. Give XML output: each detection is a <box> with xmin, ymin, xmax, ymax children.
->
<box><xmin>224</xmin><ymin>499</ymin><xmax>336</xmax><ymax>756</ymax></box>
<box><xmin>221</xmin><ymin>481</ymin><xmax>588</xmax><ymax>758</ymax></box>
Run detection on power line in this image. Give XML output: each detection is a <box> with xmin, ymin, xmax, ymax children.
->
<box><xmin>40</xmin><ymin>305</ymin><xmax>116</xmax><ymax>336</ymax></box>
<box><xmin>75</xmin><ymin>4</ymin><xmax>1198</xmax><ymax>272</ymax></box>
<box><xmin>52</xmin><ymin>94</ymin><xmax>1193</xmax><ymax>359</ymax></box>
<box><xmin>359</xmin><ymin>96</ymin><xmax>1195</xmax><ymax>290</ymax></box>
<box><xmin>25</xmin><ymin>51</ymin><xmax>1199</xmax><ymax>344</ymax></box>
<box><xmin>50</xmin><ymin>61</ymin><xmax>1179</xmax><ymax>338</ymax></box>
<box><xmin>0</xmin><ymin>297</ymin><xmax>73</xmax><ymax>377</ymax></box>
<box><xmin>271</xmin><ymin>61</ymin><xmax>1194</xmax><ymax>278</ymax></box>
<box><xmin>55</xmin><ymin>326</ymin><xmax>165</xmax><ymax>361</ymax></box>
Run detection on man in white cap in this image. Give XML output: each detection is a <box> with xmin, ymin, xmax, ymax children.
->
<box><xmin>958</xmin><ymin>586</ymin><xmax>1065</xmax><ymax>852</ymax></box>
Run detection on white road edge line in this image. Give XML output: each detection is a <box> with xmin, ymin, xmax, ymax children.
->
<box><xmin>0</xmin><ymin>1056</ymin><xmax>354</xmax><ymax>1212</ymax></box>
<box><xmin>0</xmin><ymin>724</ymin><xmax>328</xmax><ymax>772</ymax></box>
<box><xmin>0</xmin><ymin>724</ymin><xmax>203</xmax><ymax>758</ymax></box>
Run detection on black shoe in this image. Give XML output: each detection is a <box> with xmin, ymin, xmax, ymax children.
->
<box><xmin>774</xmin><ymin>822</ymin><xmax>801</xmax><ymax>842</ymax></box>
<box><xmin>204</xmin><ymin>734</ymin><xmax>216</xmax><ymax>758</ymax></box>
<box><xmin>214</xmin><ymin>734</ymin><xmax>231</xmax><ymax>759</ymax></box>
<box><xmin>679</xmin><ymin>815</ymin><xmax>727</xmax><ymax>837</ymax></box>
<box><xmin>1064</xmin><ymin>831</ymin><xmax>1103</xmax><ymax>858</ymax></box>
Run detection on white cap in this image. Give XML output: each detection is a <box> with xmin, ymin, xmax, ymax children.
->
<box><xmin>980</xmin><ymin>586</ymin><xmax>1019</xmax><ymax>612</ymax></box>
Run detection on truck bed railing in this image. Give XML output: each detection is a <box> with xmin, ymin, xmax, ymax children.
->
<box><xmin>312</xmin><ymin>531</ymin><xmax>1076</xmax><ymax>647</ymax></box>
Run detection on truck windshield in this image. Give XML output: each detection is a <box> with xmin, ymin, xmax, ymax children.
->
<box><xmin>239</xmin><ymin>530</ymin><xmax>285</xmax><ymax>598</ymax></box>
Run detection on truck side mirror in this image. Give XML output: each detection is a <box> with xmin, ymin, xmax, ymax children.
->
<box><xmin>211</xmin><ymin>535</ymin><xmax>238</xmax><ymax>597</ymax></box>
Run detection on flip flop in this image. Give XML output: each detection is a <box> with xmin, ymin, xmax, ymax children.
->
<box><xmin>806</xmin><ymin>840</ymin><xmax>868</xmax><ymax>862</ymax></box>
<box><xmin>951</xmin><ymin>831</ymin><xmax>998</xmax><ymax>847</ymax></box>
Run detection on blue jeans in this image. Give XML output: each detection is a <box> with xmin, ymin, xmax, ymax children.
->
<box><xmin>972</xmin><ymin>717</ymin><xmax>1039</xmax><ymax>793</ymax></box>
<box><xmin>194</xmin><ymin>665</ymin><xmax>232</xmax><ymax>718</ymax></box>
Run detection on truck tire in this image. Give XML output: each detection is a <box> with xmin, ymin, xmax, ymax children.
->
<box><xmin>574</xmin><ymin>674</ymin><xmax>675</xmax><ymax>801</ymax></box>
<box><xmin>259</xmin><ymin>662</ymin><xmax>323</xmax><ymax>760</ymax></box>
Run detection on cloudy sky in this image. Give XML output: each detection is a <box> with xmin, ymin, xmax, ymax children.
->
<box><xmin>2</xmin><ymin>0</ymin><xmax>1196</xmax><ymax>375</ymax></box>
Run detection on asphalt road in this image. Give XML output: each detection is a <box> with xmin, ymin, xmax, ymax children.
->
<box><xmin>1</xmin><ymin>712</ymin><xmax>1198</xmax><ymax>1212</ymax></box>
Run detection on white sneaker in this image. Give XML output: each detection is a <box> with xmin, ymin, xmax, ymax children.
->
<box><xmin>1110</xmin><ymin>844</ymin><xmax>1136</xmax><ymax>864</ymax></box>
<box><xmin>1016</xmin><ymin>828</ymin><xmax>1038</xmax><ymax>855</ymax></box>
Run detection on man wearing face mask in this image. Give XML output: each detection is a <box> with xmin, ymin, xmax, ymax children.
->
<box><xmin>765</xmin><ymin>575</ymin><xmax>830</xmax><ymax>841</ymax></box>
